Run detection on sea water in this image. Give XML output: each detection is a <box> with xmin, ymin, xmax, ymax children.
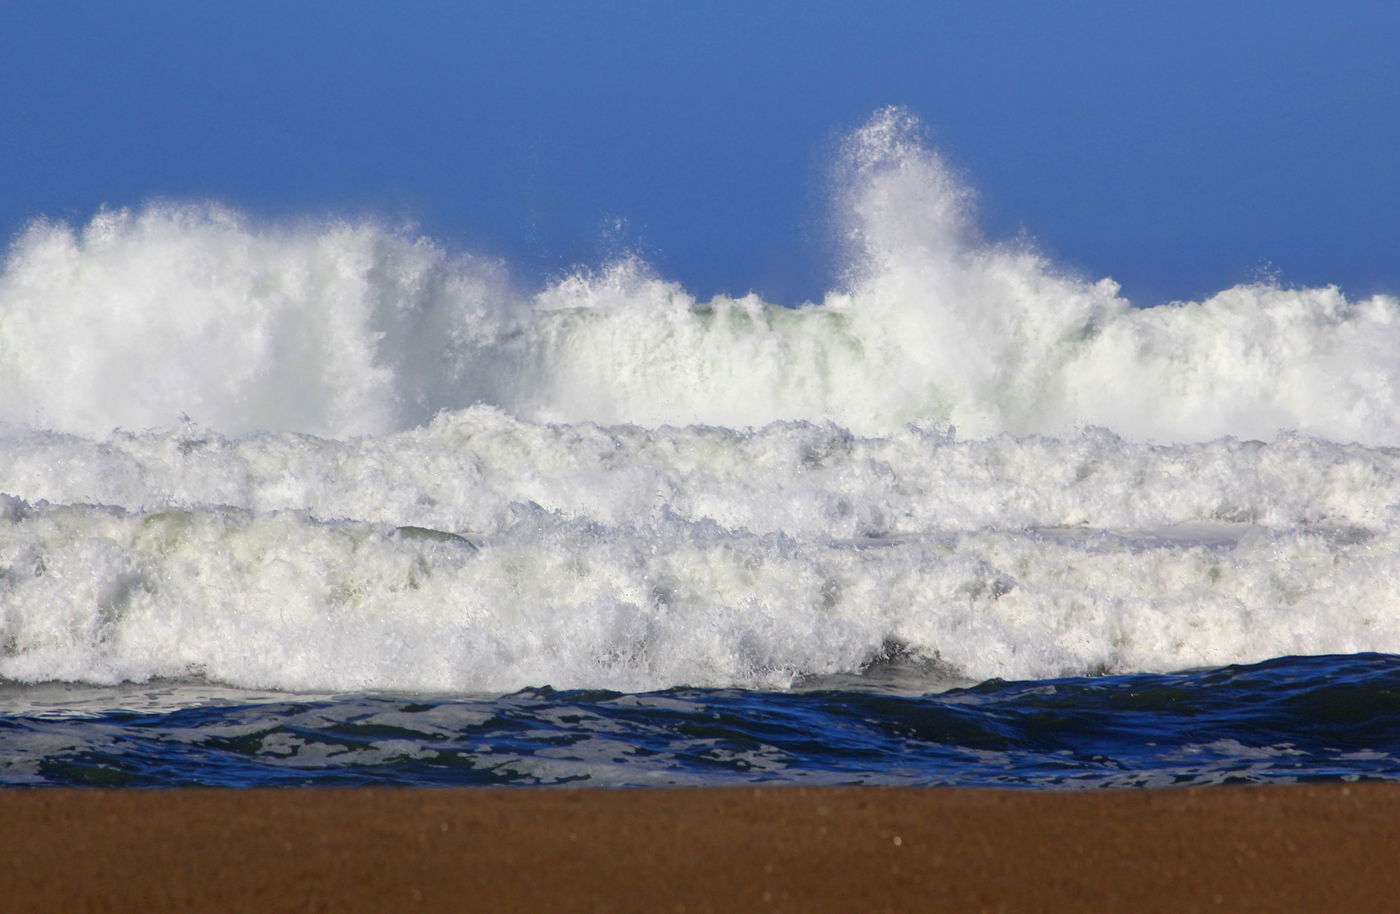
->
<box><xmin>3</xmin><ymin>109</ymin><xmax>1398</xmax><ymax>787</ymax></box>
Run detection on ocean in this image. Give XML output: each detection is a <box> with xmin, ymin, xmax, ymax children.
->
<box><xmin>3</xmin><ymin>109</ymin><xmax>1398</xmax><ymax>788</ymax></box>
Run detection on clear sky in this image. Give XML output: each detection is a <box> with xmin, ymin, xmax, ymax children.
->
<box><xmin>2</xmin><ymin>1</ymin><xmax>1396</xmax><ymax>307</ymax></box>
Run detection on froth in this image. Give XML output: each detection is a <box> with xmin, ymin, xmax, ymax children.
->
<box><xmin>5</xmin><ymin>109</ymin><xmax>1400</xmax><ymax>693</ymax></box>
<box><xmin>4</xmin><ymin>415</ymin><xmax>1400</xmax><ymax>691</ymax></box>
<box><xmin>3</xmin><ymin>108</ymin><xmax>1397</xmax><ymax>443</ymax></box>
<box><xmin>2</xmin><ymin>484</ymin><xmax>1399</xmax><ymax>693</ymax></box>
<box><xmin>0</xmin><ymin>205</ymin><xmax>521</xmax><ymax>438</ymax></box>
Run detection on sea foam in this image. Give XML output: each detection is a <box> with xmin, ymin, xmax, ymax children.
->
<box><xmin>3</xmin><ymin>416</ymin><xmax>1400</xmax><ymax>692</ymax></box>
<box><xmin>3</xmin><ymin>109</ymin><xmax>1399</xmax><ymax>692</ymax></box>
<box><xmin>3</xmin><ymin>108</ymin><xmax>1396</xmax><ymax>444</ymax></box>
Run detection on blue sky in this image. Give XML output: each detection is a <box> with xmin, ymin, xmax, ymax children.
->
<box><xmin>3</xmin><ymin>1</ymin><xmax>1396</xmax><ymax>306</ymax></box>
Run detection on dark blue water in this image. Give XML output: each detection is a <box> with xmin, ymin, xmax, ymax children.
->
<box><xmin>3</xmin><ymin>653</ymin><xmax>1398</xmax><ymax>788</ymax></box>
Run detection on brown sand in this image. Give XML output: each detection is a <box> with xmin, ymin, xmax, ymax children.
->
<box><xmin>3</xmin><ymin>783</ymin><xmax>1397</xmax><ymax>913</ymax></box>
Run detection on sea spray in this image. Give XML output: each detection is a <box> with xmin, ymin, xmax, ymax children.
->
<box><xmin>4</xmin><ymin>109</ymin><xmax>1400</xmax><ymax>694</ymax></box>
<box><xmin>4</xmin><ymin>109</ymin><xmax>1398</xmax><ymax>444</ymax></box>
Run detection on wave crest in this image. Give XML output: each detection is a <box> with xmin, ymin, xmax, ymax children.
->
<box><xmin>3</xmin><ymin>110</ymin><xmax>1397</xmax><ymax>444</ymax></box>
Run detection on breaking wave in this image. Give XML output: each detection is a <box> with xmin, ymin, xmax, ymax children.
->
<box><xmin>3</xmin><ymin>109</ymin><xmax>1399</xmax><ymax>693</ymax></box>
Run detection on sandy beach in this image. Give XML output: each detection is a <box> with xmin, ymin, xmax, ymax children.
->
<box><xmin>4</xmin><ymin>783</ymin><xmax>1397</xmax><ymax>912</ymax></box>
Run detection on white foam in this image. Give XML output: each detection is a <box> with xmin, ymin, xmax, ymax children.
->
<box><xmin>3</xmin><ymin>418</ymin><xmax>1400</xmax><ymax>692</ymax></box>
<box><xmin>3</xmin><ymin>109</ymin><xmax>1399</xmax><ymax>692</ymax></box>
<box><xmin>4</xmin><ymin>109</ymin><xmax>1398</xmax><ymax>444</ymax></box>
<box><xmin>0</xmin><ymin>204</ymin><xmax>519</xmax><ymax>438</ymax></box>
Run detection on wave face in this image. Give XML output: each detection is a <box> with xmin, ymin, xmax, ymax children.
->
<box><xmin>3</xmin><ymin>108</ymin><xmax>1400</xmax><ymax>693</ymax></box>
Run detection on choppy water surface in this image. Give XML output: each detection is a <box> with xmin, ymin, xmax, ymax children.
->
<box><xmin>3</xmin><ymin>654</ymin><xmax>1396</xmax><ymax>787</ymax></box>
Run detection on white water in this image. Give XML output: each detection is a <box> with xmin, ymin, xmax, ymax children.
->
<box><xmin>5</xmin><ymin>109</ymin><xmax>1398</xmax><ymax>445</ymax></box>
<box><xmin>3</xmin><ymin>108</ymin><xmax>1400</xmax><ymax>692</ymax></box>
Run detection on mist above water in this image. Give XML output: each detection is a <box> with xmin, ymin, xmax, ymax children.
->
<box><xmin>4</xmin><ymin>108</ymin><xmax>1397</xmax><ymax>445</ymax></box>
<box><xmin>4</xmin><ymin>110</ymin><xmax>1400</xmax><ymax>694</ymax></box>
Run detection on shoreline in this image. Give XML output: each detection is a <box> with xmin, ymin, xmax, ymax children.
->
<box><xmin>4</xmin><ymin>783</ymin><xmax>1398</xmax><ymax>912</ymax></box>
